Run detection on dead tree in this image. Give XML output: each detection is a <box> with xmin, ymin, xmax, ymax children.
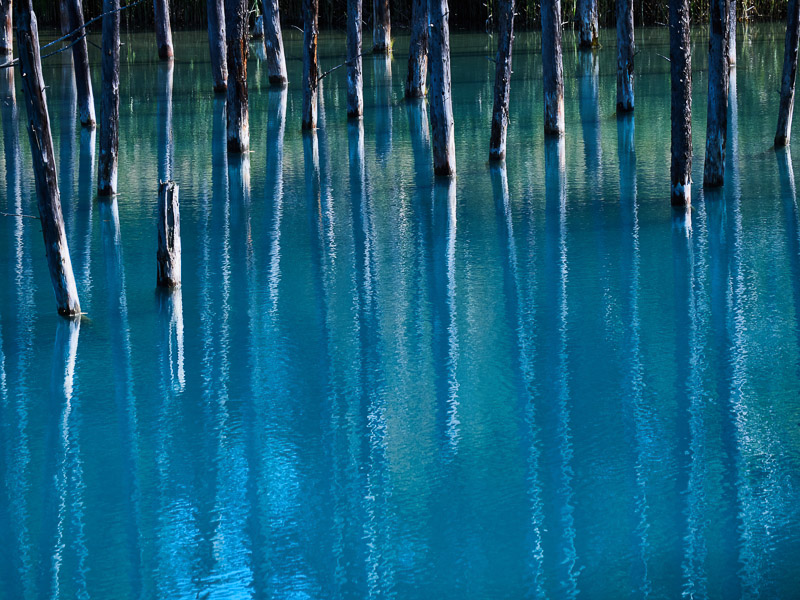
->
<box><xmin>154</xmin><ymin>0</ymin><xmax>174</xmax><ymax>59</ymax></box>
<box><xmin>98</xmin><ymin>0</ymin><xmax>120</xmax><ymax>196</ymax></box>
<box><xmin>489</xmin><ymin>0</ymin><xmax>515</xmax><ymax>161</ymax></box>
<box><xmin>66</xmin><ymin>0</ymin><xmax>95</xmax><ymax>128</ymax></box>
<box><xmin>429</xmin><ymin>0</ymin><xmax>455</xmax><ymax>175</ymax></box>
<box><xmin>728</xmin><ymin>0</ymin><xmax>736</xmax><ymax>66</ymax></box>
<box><xmin>577</xmin><ymin>0</ymin><xmax>599</xmax><ymax>48</ymax></box>
<box><xmin>347</xmin><ymin>0</ymin><xmax>362</xmax><ymax>117</ymax></box>
<box><xmin>0</xmin><ymin>0</ymin><xmax>12</xmax><ymax>54</ymax></box>
<box><xmin>225</xmin><ymin>0</ymin><xmax>249</xmax><ymax>151</ymax></box>
<box><xmin>776</xmin><ymin>0</ymin><xmax>800</xmax><ymax>147</ymax></box>
<box><xmin>302</xmin><ymin>0</ymin><xmax>318</xmax><ymax>129</ymax></box>
<box><xmin>405</xmin><ymin>0</ymin><xmax>428</xmax><ymax>98</ymax></box>
<box><xmin>373</xmin><ymin>0</ymin><xmax>390</xmax><ymax>54</ymax></box>
<box><xmin>58</xmin><ymin>0</ymin><xmax>69</xmax><ymax>35</ymax></box>
<box><xmin>670</xmin><ymin>0</ymin><xmax>692</xmax><ymax>205</ymax></box>
<box><xmin>616</xmin><ymin>0</ymin><xmax>634</xmax><ymax>112</ymax></box>
<box><xmin>207</xmin><ymin>0</ymin><xmax>227</xmax><ymax>92</ymax></box>
<box><xmin>703</xmin><ymin>0</ymin><xmax>729</xmax><ymax>187</ymax></box>
<box><xmin>15</xmin><ymin>0</ymin><xmax>81</xmax><ymax>316</ymax></box>
<box><xmin>264</xmin><ymin>0</ymin><xmax>287</xmax><ymax>85</ymax></box>
<box><xmin>157</xmin><ymin>181</ymin><xmax>181</xmax><ymax>288</ymax></box>
<box><xmin>542</xmin><ymin>0</ymin><xmax>565</xmax><ymax>136</ymax></box>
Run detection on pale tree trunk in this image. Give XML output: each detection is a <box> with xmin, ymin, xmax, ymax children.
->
<box><xmin>347</xmin><ymin>0</ymin><xmax>363</xmax><ymax>117</ymax></box>
<box><xmin>616</xmin><ymin>0</ymin><xmax>634</xmax><ymax>112</ymax></box>
<box><xmin>489</xmin><ymin>0</ymin><xmax>515</xmax><ymax>161</ymax></box>
<box><xmin>302</xmin><ymin>0</ymin><xmax>318</xmax><ymax>129</ymax></box>
<box><xmin>429</xmin><ymin>0</ymin><xmax>455</xmax><ymax>176</ymax></box>
<box><xmin>225</xmin><ymin>0</ymin><xmax>249</xmax><ymax>152</ymax></box>
<box><xmin>157</xmin><ymin>181</ymin><xmax>181</xmax><ymax>288</ymax></box>
<box><xmin>15</xmin><ymin>0</ymin><xmax>81</xmax><ymax>316</ymax></box>
<box><xmin>776</xmin><ymin>0</ymin><xmax>800</xmax><ymax>147</ymax></box>
<box><xmin>207</xmin><ymin>0</ymin><xmax>227</xmax><ymax>92</ymax></box>
<box><xmin>728</xmin><ymin>0</ymin><xmax>736</xmax><ymax>66</ymax></box>
<box><xmin>98</xmin><ymin>0</ymin><xmax>120</xmax><ymax>196</ymax></box>
<box><xmin>154</xmin><ymin>0</ymin><xmax>174</xmax><ymax>59</ymax></box>
<box><xmin>703</xmin><ymin>0</ymin><xmax>729</xmax><ymax>187</ymax></box>
<box><xmin>0</xmin><ymin>0</ymin><xmax>12</xmax><ymax>54</ymax></box>
<box><xmin>405</xmin><ymin>0</ymin><xmax>428</xmax><ymax>98</ymax></box>
<box><xmin>66</xmin><ymin>0</ymin><xmax>95</xmax><ymax>128</ymax></box>
<box><xmin>264</xmin><ymin>0</ymin><xmax>287</xmax><ymax>85</ymax></box>
<box><xmin>670</xmin><ymin>0</ymin><xmax>692</xmax><ymax>205</ymax></box>
<box><xmin>542</xmin><ymin>0</ymin><xmax>564</xmax><ymax>136</ymax></box>
<box><xmin>372</xmin><ymin>0</ymin><xmax>390</xmax><ymax>54</ymax></box>
<box><xmin>577</xmin><ymin>0</ymin><xmax>599</xmax><ymax>48</ymax></box>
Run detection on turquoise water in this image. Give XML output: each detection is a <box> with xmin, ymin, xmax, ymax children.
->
<box><xmin>1</xmin><ymin>24</ymin><xmax>800</xmax><ymax>599</ymax></box>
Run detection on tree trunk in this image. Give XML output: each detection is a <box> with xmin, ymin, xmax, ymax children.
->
<box><xmin>616</xmin><ymin>0</ymin><xmax>634</xmax><ymax>112</ymax></box>
<box><xmin>728</xmin><ymin>0</ymin><xmax>736</xmax><ymax>66</ymax></box>
<box><xmin>703</xmin><ymin>0</ymin><xmax>729</xmax><ymax>187</ymax></box>
<box><xmin>489</xmin><ymin>0</ymin><xmax>515</xmax><ymax>161</ymax></box>
<box><xmin>429</xmin><ymin>0</ymin><xmax>455</xmax><ymax>176</ymax></box>
<box><xmin>542</xmin><ymin>0</ymin><xmax>564</xmax><ymax>136</ymax></box>
<box><xmin>225</xmin><ymin>0</ymin><xmax>249</xmax><ymax>152</ymax></box>
<box><xmin>776</xmin><ymin>0</ymin><xmax>800</xmax><ymax>147</ymax></box>
<box><xmin>98</xmin><ymin>0</ymin><xmax>120</xmax><ymax>196</ymax></box>
<box><xmin>372</xmin><ymin>0</ymin><xmax>390</xmax><ymax>54</ymax></box>
<box><xmin>577</xmin><ymin>0</ymin><xmax>599</xmax><ymax>48</ymax></box>
<box><xmin>66</xmin><ymin>0</ymin><xmax>95</xmax><ymax>128</ymax></box>
<box><xmin>302</xmin><ymin>0</ymin><xmax>318</xmax><ymax>130</ymax></box>
<box><xmin>157</xmin><ymin>181</ymin><xmax>181</xmax><ymax>288</ymax></box>
<box><xmin>346</xmin><ymin>0</ymin><xmax>362</xmax><ymax>117</ymax></box>
<box><xmin>264</xmin><ymin>0</ymin><xmax>287</xmax><ymax>85</ymax></box>
<box><xmin>154</xmin><ymin>0</ymin><xmax>173</xmax><ymax>59</ymax></box>
<box><xmin>670</xmin><ymin>0</ymin><xmax>692</xmax><ymax>205</ymax></box>
<box><xmin>15</xmin><ymin>0</ymin><xmax>81</xmax><ymax>317</ymax></box>
<box><xmin>207</xmin><ymin>0</ymin><xmax>227</xmax><ymax>93</ymax></box>
<box><xmin>405</xmin><ymin>0</ymin><xmax>428</xmax><ymax>98</ymax></box>
<box><xmin>253</xmin><ymin>14</ymin><xmax>264</xmax><ymax>38</ymax></box>
<box><xmin>58</xmin><ymin>0</ymin><xmax>69</xmax><ymax>35</ymax></box>
<box><xmin>0</xmin><ymin>0</ymin><xmax>12</xmax><ymax>54</ymax></box>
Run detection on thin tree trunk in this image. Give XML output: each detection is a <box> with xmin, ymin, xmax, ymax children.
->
<box><xmin>154</xmin><ymin>0</ymin><xmax>173</xmax><ymax>59</ymax></box>
<box><xmin>372</xmin><ymin>0</ymin><xmax>390</xmax><ymax>54</ymax></box>
<box><xmin>405</xmin><ymin>0</ymin><xmax>428</xmax><ymax>98</ymax></box>
<box><xmin>58</xmin><ymin>0</ymin><xmax>69</xmax><ymax>35</ymax></box>
<box><xmin>347</xmin><ymin>0</ymin><xmax>362</xmax><ymax>117</ymax></box>
<box><xmin>542</xmin><ymin>0</ymin><xmax>564</xmax><ymax>136</ymax></box>
<box><xmin>157</xmin><ymin>181</ymin><xmax>181</xmax><ymax>288</ymax></box>
<box><xmin>225</xmin><ymin>0</ymin><xmax>249</xmax><ymax>152</ymax></box>
<box><xmin>704</xmin><ymin>0</ymin><xmax>729</xmax><ymax>187</ymax></box>
<box><xmin>0</xmin><ymin>0</ymin><xmax>12</xmax><ymax>54</ymax></box>
<box><xmin>670</xmin><ymin>0</ymin><xmax>692</xmax><ymax>205</ymax></box>
<box><xmin>66</xmin><ymin>0</ymin><xmax>95</xmax><ymax>128</ymax></box>
<box><xmin>577</xmin><ymin>0</ymin><xmax>599</xmax><ymax>48</ymax></box>
<box><xmin>264</xmin><ymin>0</ymin><xmax>287</xmax><ymax>85</ymax></box>
<box><xmin>489</xmin><ymin>0</ymin><xmax>515</xmax><ymax>161</ymax></box>
<box><xmin>98</xmin><ymin>0</ymin><xmax>120</xmax><ymax>196</ymax></box>
<box><xmin>429</xmin><ymin>0</ymin><xmax>455</xmax><ymax>176</ymax></box>
<box><xmin>302</xmin><ymin>0</ymin><xmax>318</xmax><ymax>130</ymax></box>
<box><xmin>15</xmin><ymin>0</ymin><xmax>81</xmax><ymax>316</ymax></box>
<box><xmin>616</xmin><ymin>0</ymin><xmax>634</xmax><ymax>112</ymax></box>
<box><xmin>776</xmin><ymin>0</ymin><xmax>800</xmax><ymax>147</ymax></box>
<box><xmin>728</xmin><ymin>0</ymin><xmax>736</xmax><ymax>66</ymax></box>
<box><xmin>207</xmin><ymin>0</ymin><xmax>227</xmax><ymax>93</ymax></box>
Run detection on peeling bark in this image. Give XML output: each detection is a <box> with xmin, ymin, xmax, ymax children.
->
<box><xmin>0</xmin><ymin>0</ymin><xmax>12</xmax><ymax>54</ymax></box>
<box><xmin>728</xmin><ymin>0</ymin><xmax>736</xmax><ymax>66</ymax></box>
<box><xmin>577</xmin><ymin>0</ymin><xmax>599</xmax><ymax>48</ymax></box>
<box><xmin>225</xmin><ymin>0</ymin><xmax>249</xmax><ymax>152</ymax></box>
<box><xmin>157</xmin><ymin>181</ymin><xmax>181</xmax><ymax>288</ymax></box>
<box><xmin>542</xmin><ymin>0</ymin><xmax>564</xmax><ymax>136</ymax></box>
<box><xmin>347</xmin><ymin>0</ymin><xmax>363</xmax><ymax>117</ymax></box>
<box><xmin>429</xmin><ymin>0</ymin><xmax>455</xmax><ymax>176</ymax></box>
<box><xmin>264</xmin><ymin>0</ymin><xmax>287</xmax><ymax>85</ymax></box>
<box><xmin>489</xmin><ymin>0</ymin><xmax>515</xmax><ymax>161</ymax></box>
<box><xmin>670</xmin><ymin>0</ymin><xmax>692</xmax><ymax>205</ymax></box>
<box><xmin>302</xmin><ymin>0</ymin><xmax>318</xmax><ymax>129</ymax></box>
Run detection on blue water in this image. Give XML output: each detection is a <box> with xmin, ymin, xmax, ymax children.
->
<box><xmin>1</xmin><ymin>25</ymin><xmax>800</xmax><ymax>599</ymax></box>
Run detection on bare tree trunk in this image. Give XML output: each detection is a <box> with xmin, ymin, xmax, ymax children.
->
<box><xmin>372</xmin><ymin>0</ymin><xmax>390</xmax><ymax>54</ymax></box>
<box><xmin>98</xmin><ymin>0</ymin><xmax>120</xmax><ymax>196</ymax></box>
<box><xmin>429</xmin><ymin>0</ymin><xmax>455</xmax><ymax>176</ymax></box>
<box><xmin>225</xmin><ymin>0</ymin><xmax>249</xmax><ymax>152</ymax></box>
<box><xmin>405</xmin><ymin>0</ymin><xmax>427</xmax><ymax>98</ymax></box>
<box><xmin>302</xmin><ymin>0</ymin><xmax>318</xmax><ymax>130</ymax></box>
<box><xmin>207</xmin><ymin>0</ymin><xmax>227</xmax><ymax>92</ymax></box>
<box><xmin>728</xmin><ymin>0</ymin><xmax>736</xmax><ymax>66</ymax></box>
<box><xmin>66</xmin><ymin>0</ymin><xmax>95</xmax><ymax>128</ymax></box>
<box><xmin>157</xmin><ymin>181</ymin><xmax>181</xmax><ymax>288</ymax></box>
<box><xmin>704</xmin><ymin>0</ymin><xmax>729</xmax><ymax>187</ymax></box>
<box><xmin>616</xmin><ymin>0</ymin><xmax>634</xmax><ymax>112</ymax></box>
<box><xmin>347</xmin><ymin>0</ymin><xmax>362</xmax><ymax>117</ymax></box>
<box><xmin>776</xmin><ymin>0</ymin><xmax>800</xmax><ymax>147</ymax></box>
<box><xmin>542</xmin><ymin>0</ymin><xmax>564</xmax><ymax>136</ymax></box>
<box><xmin>58</xmin><ymin>0</ymin><xmax>69</xmax><ymax>35</ymax></box>
<box><xmin>577</xmin><ymin>0</ymin><xmax>599</xmax><ymax>48</ymax></box>
<box><xmin>670</xmin><ymin>0</ymin><xmax>692</xmax><ymax>205</ymax></box>
<box><xmin>154</xmin><ymin>0</ymin><xmax>174</xmax><ymax>59</ymax></box>
<box><xmin>15</xmin><ymin>0</ymin><xmax>81</xmax><ymax>316</ymax></box>
<box><xmin>0</xmin><ymin>0</ymin><xmax>12</xmax><ymax>54</ymax></box>
<box><xmin>489</xmin><ymin>0</ymin><xmax>515</xmax><ymax>161</ymax></box>
<box><xmin>264</xmin><ymin>0</ymin><xmax>287</xmax><ymax>85</ymax></box>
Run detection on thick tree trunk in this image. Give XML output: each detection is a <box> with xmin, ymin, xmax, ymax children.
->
<box><xmin>15</xmin><ymin>1</ymin><xmax>81</xmax><ymax>317</ymax></box>
<box><xmin>346</xmin><ymin>0</ymin><xmax>363</xmax><ymax>117</ymax></box>
<box><xmin>577</xmin><ymin>0</ymin><xmax>599</xmax><ymax>48</ymax></box>
<box><xmin>225</xmin><ymin>0</ymin><xmax>249</xmax><ymax>152</ymax></box>
<box><xmin>542</xmin><ymin>0</ymin><xmax>565</xmax><ymax>136</ymax></box>
<box><xmin>489</xmin><ymin>0</ymin><xmax>515</xmax><ymax>161</ymax></box>
<box><xmin>728</xmin><ymin>0</ymin><xmax>736</xmax><ymax>66</ymax></box>
<box><xmin>670</xmin><ymin>0</ymin><xmax>692</xmax><ymax>205</ymax></box>
<box><xmin>157</xmin><ymin>181</ymin><xmax>181</xmax><ymax>288</ymax></box>
<box><xmin>98</xmin><ymin>0</ymin><xmax>120</xmax><ymax>196</ymax></box>
<box><xmin>302</xmin><ymin>0</ymin><xmax>318</xmax><ymax>130</ymax></box>
<box><xmin>372</xmin><ymin>0</ymin><xmax>390</xmax><ymax>54</ymax></box>
<box><xmin>207</xmin><ymin>0</ymin><xmax>227</xmax><ymax>92</ymax></box>
<box><xmin>776</xmin><ymin>0</ymin><xmax>800</xmax><ymax>147</ymax></box>
<box><xmin>616</xmin><ymin>0</ymin><xmax>634</xmax><ymax>112</ymax></box>
<box><xmin>429</xmin><ymin>0</ymin><xmax>455</xmax><ymax>176</ymax></box>
<box><xmin>405</xmin><ymin>0</ymin><xmax>428</xmax><ymax>98</ymax></box>
<box><xmin>66</xmin><ymin>0</ymin><xmax>95</xmax><ymax>128</ymax></box>
<box><xmin>154</xmin><ymin>0</ymin><xmax>173</xmax><ymax>59</ymax></box>
<box><xmin>0</xmin><ymin>0</ymin><xmax>12</xmax><ymax>54</ymax></box>
<box><xmin>704</xmin><ymin>0</ymin><xmax>729</xmax><ymax>187</ymax></box>
<box><xmin>264</xmin><ymin>0</ymin><xmax>287</xmax><ymax>85</ymax></box>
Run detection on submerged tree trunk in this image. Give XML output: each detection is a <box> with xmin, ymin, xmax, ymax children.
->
<box><xmin>0</xmin><ymin>0</ymin><xmax>12</xmax><ymax>54</ymax></box>
<box><xmin>346</xmin><ymin>0</ymin><xmax>362</xmax><ymax>117</ymax></box>
<box><xmin>577</xmin><ymin>0</ymin><xmax>599</xmax><ymax>48</ymax></box>
<box><xmin>704</xmin><ymin>0</ymin><xmax>729</xmax><ymax>187</ymax></box>
<box><xmin>154</xmin><ymin>0</ymin><xmax>174</xmax><ymax>59</ymax></box>
<box><xmin>670</xmin><ymin>0</ymin><xmax>692</xmax><ymax>205</ymax></box>
<box><xmin>98</xmin><ymin>0</ymin><xmax>120</xmax><ymax>196</ymax></box>
<box><xmin>429</xmin><ymin>0</ymin><xmax>455</xmax><ymax>176</ymax></box>
<box><xmin>58</xmin><ymin>0</ymin><xmax>69</xmax><ymax>35</ymax></box>
<box><xmin>225</xmin><ymin>0</ymin><xmax>249</xmax><ymax>152</ymax></box>
<box><xmin>405</xmin><ymin>0</ymin><xmax>428</xmax><ymax>98</ymax></box>
<box><xmin>157</xmin><ymin>181</ymin><xmax>181</xmax><ymax>288</ymax></box>
<box><xmin>302</xmin><ymin>0</ymin><xmax>318</xmax><ymax>129</ymax></box>
<box><xmin>616</xmin><ymin>0</ymin><xmax>634</xmax><ymax>112</ymax></box>
<box><xmin>776</xmin><ymin>0</ymin><xmax>800</xmax><ymax>147</ymax></box>
<box><xmin>66</xmin><ymin>0</ymin><xmax>95</xmax><ymax>128</ymax></box>
<box><xmin>489</xmin><ymin>0</ymin><xmax>515</xmax><ymax>161</ymax></box>
<box><xmin>728</xmin><ymin>0</ymin><xmax>736</xmax><ymax>66</ymax></box>
<box><xmin>542</xmin><ymin>0</ymin><xmax>565</xmax><ymax>136</ymax></box>
<box><xmin>264</xmin><ymin>0</ymin><xmax>287</xmax><ymax>85</ymax></box>
<box><xmin>207</xmin><ymin>0</ymin><xmax>227</xmax><ymax>92</ymax></box>
<box><xmin>15</xmin><ymin>0</ymin><xmax>81</xmax><ymax>316</ymax></box>
<box><xmin>373</xmin><ymin>0</ymin><xmax>390</xmax><ymax>54</ymax></box>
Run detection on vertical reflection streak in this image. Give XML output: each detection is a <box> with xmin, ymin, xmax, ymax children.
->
<box><xmin>267</xmin><ymin>88</ymin><xmax>287</xmax><ymax>314</ymax></box>
<box><xmin>157</xmin><ymin>60</ymin><xmax>175</xmax><ymax>182</ymax></box>
<box><xmin>77</xmin><ymin>129</ymin><xmax>95</xmax><ymax>304</ymax></box>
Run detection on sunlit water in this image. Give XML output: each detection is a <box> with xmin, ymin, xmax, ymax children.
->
<box><xmin>1</xmin><ymin>24</ymin><xmax>800</xmax><ymax>599</ymax></box>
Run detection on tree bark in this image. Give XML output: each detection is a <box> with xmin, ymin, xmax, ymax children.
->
<box><xmin>157</xmin><ymin>181</ymin><xmax>181</xmax><ymax>288</ymax></box>
<box><xmin>704</xmin><ymin>0</ymin><xmax>729</xmax><ymax>187</ymax></box>
<box><xmin>405</xmin><ymin>0</ymin><xmax>428</xmax><ymax>98</ymax></box>
<box><xmin>728</xmin><ymin>0</ymin><xmax>736</xmax><ymax>66</ymax></box>
<box><xmin>429</xmin><ymin>0</ymin><xmax>455</xmax><ymax>176</ymax></box>
<box><xmin>207</xmin><ymin>0</ymin><xmax>227</xmax><ymax>92</ymax></box>
<box><xmin>542</xmin><ymin>0</ymin><xmax>564</xmax><ymax>136</ymax></box>
<box><xmin>58</xmin><ymin>0</ymin><xmax>69</xmax><ymax>35</ymax></box>
<box><xmin>225</xmin><ymin>0</ymin><xmax>249</xmax><ymax>152</ymax></box>
<box><xmin>302</xmin><ymin>0</ymin><xmax>318</xmax><ymax>130</ymax></box>
<box><xmin>264</xmin><ymin>0</ymin><xmax>287</xmax><ymax>85</ymax></box>
<box><xmin>372</xmin><ymin>0</ymin><xmax>390</xmax><ymax>54</ymax></box>
<box><xmin>616</xmin><ymin>0</ymin><xmax>634</xmax><ymax>112</ymax></box>
<box><xmin>577</xmin><ymin>0</ymin><xmax>599</xmax><ymax>48</ymax></box>
<box><xmin>489</xmin><ymin>0</ymin><xmax>515</xmax><ymax>161</ymax></box>
<box><xmin>0</xmin><ymin>0</ymin><xmax>12</xmax><ymax>54</ymax></box>
<box><xmin>253</xmin><ymin>14</ymin><xmax>264</xmax><ymax>38</ymax></box>
<box><xmin>346</xmin><ymin>0</ymin><xmax>362</xmax><ymax>117</ymax></box>
<box><xmin>15</xmin><ymin>0</ymin><xmax>81</xmax><ymax>316</ymax></box>
<box><xmin>98</xmin><ymin>0</ymin><xmax>120</xmax><ymax>196</ymax></box>
<box><xmin>154</xmin><ymin>0</ymin><xmax>173</xmax><ymax>59</ymax></box>
<box><xmin>66</xmin><ymin>0</ymin><xmax>95</xmax><ymax>128</ymax></box>
<box><xmin>670</xmin><ymin>0</ymin><xmax>692</xmax><ymax>205</ymax></box>
<box><xmin>776</xmin><ymin>0</ymin><xmax>800</xmax><ymax>147</ymax></box>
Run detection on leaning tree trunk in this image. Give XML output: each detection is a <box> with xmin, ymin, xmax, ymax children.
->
<box><xmin>776</xmin><ymin>0</ymin><xmax>800</xmax><ymax>147</ymax></box>
<box><xmin>207</xmin><ymin>0</ymin><xmax>227</xmax><ymax>92</ymax></box>
<box><xmin>0</xmin><ymin>0</ymin><xmax>12</xmax><ymax>54</ymax></box>
<box><xmin>616</xmin><ymin>0</ymin><xmax>634</xmax><ymax>112</ymax></box>
<box><xmin>728</xmin><ymin>0</ymin><xmax>736</xmax><ymax>66</ymax></box>
<box><xmin>703</xmin><ymin>0</ymin><xmax>730</xmax><ymax>187</ymax></box>
<box><xmin>489</xmin><ymin>0</ymin><xmax>515</xmax><ymax>161</ymax></box>
<box><xmin>66</xmin><ymin>0</ymin><xmax>95</xmax><ymax>128</ymax></box>
<box><xmin>154</xmin><ymin>0</ymin><xmax>173</xmax><ymax>59</ymax></box>
<box><xmin>542</xmin><ymin>0</ymin><xmax>565</xmax><ymax>136</ymax></box>
<box><xmin>670</xmin><ymin>0</ymin><xmax>692</xmax><ymax>205</ymax></box>
<box><xmin>346</xmin><ymin>0</ymin><xmax>362</xmax><ymax>117</ymax></box>
<box><xmin>405</xmin><ymin>0</ymin><xmax>428</xmax><ymax>98</ymax></box>
<box><xmin>225</xmin><ymin>0</ymin><xmax>249</xmax><ymax>152</ymax></box>
<box><xmin>429</xmin><ymin>0</ymin><xmax>455</xmax><ymax>176</ymax></box>
<box><xmin>373</xmin><ymin>0</ymin><xmax>390</xmax><ymax>54</ymax></box>
<box><xmin>98</xmin><ymin>0</ymin><xmax>120</xmax><ymax>196</ymax></box>
<box><xmin>302</xmin><ymin>0</ymin><xmax>318</xmax><ymax>129</ymax></box>
<box><xmin>15</xmin><ymin>0</ymin><xmax>81</xmax><ymax>316</ymax></box>
<box><xmin>264</xmin><ymin>0</ymin><xmax>287</xmax><ymax>85</ymax></box>
<box><xmin>577</xmin><ymin>0</ymin><xmax>599</xmax><ymax>49</ymax></box>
